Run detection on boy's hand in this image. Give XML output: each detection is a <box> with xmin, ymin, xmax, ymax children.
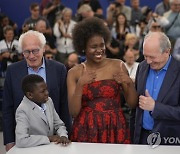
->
<box><xmin>48</xmin><ymin>135</ymin><xmax>71</xmax><ymax>146</ymax></box>
<box><xmin>58</xmin><ymin>136</ymin><xmax>71</xmax><ymax>146</ymax></box>
<box><xmin>48</xmin><ymin>135</ymin><xmax>60</xmax><ymax>142</ymax></box>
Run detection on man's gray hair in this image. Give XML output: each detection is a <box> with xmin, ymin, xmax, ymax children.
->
<box><xmin>18</xmin><ymin>30</ymin><xmax>46</xmax><ymax>52</ymax></box>
<box><xmin>144</xmin><ymin>32</ymin><xmax>171</xmax><ymax>53</ymax></box>
<box><xmin>62</xmin><ymin>7</ymin><xmax>72</xmax><ymax>15</ymax></box>
<box><xmin>169</xmin><ymin>0</ymin><xmax>180</xmax><ymax>5</ymax></box>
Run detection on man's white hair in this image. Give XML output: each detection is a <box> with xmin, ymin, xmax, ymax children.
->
<box><xmin>18</xmin><ymin>30</ymin><xmax>46</xmax><ymax>52</ymax></box>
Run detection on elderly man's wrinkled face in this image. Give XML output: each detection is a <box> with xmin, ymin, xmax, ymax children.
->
<box><xmin>22</xmin><ymin>35</ymin><xmax>45</xmax><ymax>71</ymax></box>
<box><xmin>143</xmin><ymin>37</ymin><xmax>170</xmax><ymax>71</ymax></box>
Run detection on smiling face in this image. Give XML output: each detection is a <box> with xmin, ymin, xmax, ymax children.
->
<box><xmin>28</xmin><ymin>82</ymin><xmax>49</xmax><ymax>104</ymax></box>
<box><xmin>143</xmin><ymin>35</ymin><xmax>170</xmax><ymax>71</ymax></box>
<box><xmin>36</xmin><ymin>20</ymin><xmax>47</xmax><ymax>33</ymax></box>
<box><xmin>22</xmin><ymin>35</ymin><xmax>45</xmax><ymax>71</ymax></box>
<box><xmin>85</xmin><ymin>35</ymin><xmax>106</xmax><ymax>63</ymax></box>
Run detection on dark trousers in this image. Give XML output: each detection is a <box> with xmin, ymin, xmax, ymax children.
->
<box><xmin>139</xmin><ymin>128</ymin><xmax>152</xmax><ymax>144</ymax></box>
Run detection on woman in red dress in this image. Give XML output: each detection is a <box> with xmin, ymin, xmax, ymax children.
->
<box><xmin>67</xmin><ymin>17</ymin><xmax>138</xmax><ymax>143</ymax></box>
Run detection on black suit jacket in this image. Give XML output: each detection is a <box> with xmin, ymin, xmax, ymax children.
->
<box><xmin>2</xmin><ymin>59</ymin><xmax>72</xmax><ymax>145</ymax></box>
<box><xmin>133</xmin><ymin>57</ymin><xmax>180</xmax><ymax>145</ymax></box>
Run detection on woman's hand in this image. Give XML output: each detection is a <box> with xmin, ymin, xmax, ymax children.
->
<box><xmin>77</xmin><ymin>66</ymin><xmax>96</xmax><ymax>86</ymax></box>
<box><xmin>113</xmin><ymin>63</ymin><xmax>133</xmax><ymax>86</ymax></box>
<box><xmin>113</xmin><ymin>62</ymin><xmax>138</xmax><ymax>108</ymax></box>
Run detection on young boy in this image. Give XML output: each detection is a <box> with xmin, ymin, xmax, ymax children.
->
<box><xmin>15</xmin><ymin>74</ymin><xmax>70</xmax><ymax>148</ymax></box>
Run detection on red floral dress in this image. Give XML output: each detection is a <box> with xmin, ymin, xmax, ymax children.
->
<box><xmin>71</xmin><ymin>79</ymin><xmax>130</xmax><ymax>143</ymax></box>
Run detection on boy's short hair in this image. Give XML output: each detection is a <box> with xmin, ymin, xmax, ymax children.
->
<box><xmin>21</xmin><ymin>74</ymin><xmax>44</xmax><ymax>95</ymax></box>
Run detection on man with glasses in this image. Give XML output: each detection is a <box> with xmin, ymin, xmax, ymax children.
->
<box><xmin>2</xmin><ymin>30</ymin><xmax>72</xmax><ymax>151</ymax></box>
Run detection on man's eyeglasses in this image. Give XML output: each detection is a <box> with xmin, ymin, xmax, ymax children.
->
<box><xmin>23</xmin><ymin>48</ymin><xmax>40</xmax><ymax>57</ymax></box>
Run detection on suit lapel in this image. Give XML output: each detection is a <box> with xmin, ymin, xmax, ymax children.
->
<box><xmin>45</xmin><ymin>60</ymin><xmax>52</xmax><ymax>93</ymax></box>
<box><xmin>17</xmin><ymin>60</ymin><xmax>28</xmax><ymax>80</ymax></box>
<box><xmin>157</xmin><ymin>58</ymin><xmax>179</xmax><ymax>102</ymax></box>
<box><xmin>45</xmin><ymin>101</ymin><xmax>53</xmax><ymax>130</ymax></box>
<box><xmin>139</xmin><ymin>62</ymin><xmax>149</xmax><ymax>95</ymax></box>
<box><xmin>27</xmin><ymin>98</ymin><xmax>49</xmax><ymax>125</ymax></box>
<box><xmin>136</xmin><ymin>62</ymin><xmax>149</xmax><ymax>119</ymax></box>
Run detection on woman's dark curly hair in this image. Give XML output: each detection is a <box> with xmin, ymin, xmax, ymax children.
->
<box><xmin>72</xmin><ymin>17</ymin><xmax>111</xmax><ymax>55</ymax></box>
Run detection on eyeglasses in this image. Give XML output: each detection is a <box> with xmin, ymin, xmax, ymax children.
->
<box><xmin>172</xmin><ymin>3</ymin><xmax>180</xmax><ymax>6</ymax></box>
<box><xmin>152</xmin><ymin>25</ymin><xmax>161</xmax><ymax>29</ymax></box>
<box><xmin>23</xmin><ymin>48</ymin><xmax>40</xmax><ymax>57</ymax></box>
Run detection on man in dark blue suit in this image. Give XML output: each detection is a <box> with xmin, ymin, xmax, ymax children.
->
<box><xmin>2</xmin><ymin>30</ymin><xmax>72</xmax><ymax>151</ymax></box>
<box><xmin>133</xmin><ymin>32</ymin><xmax>180</xmax><ymax>145</ymax></box>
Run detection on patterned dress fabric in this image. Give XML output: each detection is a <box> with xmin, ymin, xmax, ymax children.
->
<box><xmin>71</xmin><ymin>79</ymin><xmax>130</xmax><ymax>143</ymax></box>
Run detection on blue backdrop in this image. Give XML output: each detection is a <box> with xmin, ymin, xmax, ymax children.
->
<box><xmin>0</xmin><ymin>0</ymin><xmax>162</xmax><ymax>30</ymax></box>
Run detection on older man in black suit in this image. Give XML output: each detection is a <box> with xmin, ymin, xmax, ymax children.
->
<box><xmin>132</xmin><ymin>32</ymin><xmax>180</xmax><ymax>145</ymax></box>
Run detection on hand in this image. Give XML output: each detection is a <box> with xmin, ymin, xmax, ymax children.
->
<box><xmin>109</xmin><ymin>4</ymin><xmax>116</xmax><ymax>11</ymax></box>
<box><xmin>2</xmin><ymin>51</ymin><xmax>10</xmax><ymax>58</ymax></box>
<box><xmin>6</xmin><ymin>143</ymin><xmax>15</xmax><ymax>152</ymax></box>
<box><xmin>139</xmin><ymin>90</ymin><xmax>155</xmax><ymax>111</ymax></box>
<box><xmin>63</xmin><ymin>33</ymin><xmax>72</xmax><ymax>38</ymax></box>
<box><xmin>78</xmin><ymin>66</ymin><xmax>96</xmax><ymax>86</ymax></box>
<box><xmin>58</xmin><ymin>136</ymin><xmax>71</xmax><ymax>146</ymax></box>
<box><xmin>106</xmin><ymin>42</ymin><xmax>111</xmax><ymax>49</ymax></box>
<box><xmin>58</xmin><ymin>19</ymin><xmax>63</xmax><ymax>26</ymax></box>
<box><xmin>48</xmin><ymin>135</ymin><xmax>71</xmax><ymax>146</ymax></box>
<box><xmin>51</xmin><ymin>4</ymin><xmax>57</xmax><ymax>10</ymax></box>
<box><xmin>48</xmin><ymin>135</ymin><xmax>61</xmax><ymax>142</ymax></box>
<box><xmin>113</xmin><ymin>63</ymin><xmax>133</xmax><ymax>86</ymax></box>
